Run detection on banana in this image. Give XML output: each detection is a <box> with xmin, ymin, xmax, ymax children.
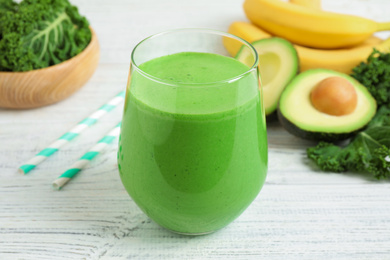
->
<box><xmin>289</xmin><ymin>0</ymin><xmax>320</xmax><ymax>10</ymax></box>
<box><xmin>223</xmin><ymin>22</ymin><xmax>271</xmax><ymax>56</ymax></box>
<box><xmin>243</xmin><ymin>0</ymin><xmax>390</xmax><ymax>49</ymax></box>
<box><xmin>225</xmin><ymin>21</ymin><xmax>389</xmax><ymax>74</ymax></box>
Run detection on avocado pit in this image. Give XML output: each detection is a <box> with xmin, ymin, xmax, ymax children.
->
<box><xmin>310</xmin><ymin>76</ymin><xmax>358</xmax><ymax>116</ymax></box>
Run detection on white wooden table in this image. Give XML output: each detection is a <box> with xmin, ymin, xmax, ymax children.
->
<box><xmin>1</xmin><ymin>0</ymin><xmax>390</xmax><ymax>259</ymax></box>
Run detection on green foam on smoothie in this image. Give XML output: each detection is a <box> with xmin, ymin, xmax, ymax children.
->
<box><xmin>139</xmin><ymin>52</ymin><xmax>250</xmax><ymax>84</ymax></box>
<box><xmin>132</xmin><ymin>52</ymin><xmax>258</xmax><ymax>115</ymax></box>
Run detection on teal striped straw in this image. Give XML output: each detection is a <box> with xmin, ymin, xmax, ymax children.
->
<box><xmin>52</xmin><ymin>122</ymin><xmax>121</xmax><ymax>190</ymax></box>
<box><xmin>18</xmin><ymin>91</ymin><xmax>126</xmax><ymax>174</ymax></box>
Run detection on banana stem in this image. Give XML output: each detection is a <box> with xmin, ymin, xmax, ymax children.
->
<box><xmin>377</xmin><ymin>21</ymin><xmax>390</xmax><ymax>32</ymax></box>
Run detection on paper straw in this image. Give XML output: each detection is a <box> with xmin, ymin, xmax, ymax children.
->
<box><xmin>52</xmin><ymin>122</ymin><xmax>121</xmax><ymax>190</ymax></box>
<box><xmin>18</xmin><ymin>91</ymin><xmax>126</xmax><ymax>174</ymax></box>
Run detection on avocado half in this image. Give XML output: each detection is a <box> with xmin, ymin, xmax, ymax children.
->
<box><xmin>236</xmin><ymin>37</ymin><xmax>299</xmax><ymax>119</ymax></box>
<box><xmin>277</xmin><ymin>69</ymin><xmax>377</xmax><ymax>142</ymax></box>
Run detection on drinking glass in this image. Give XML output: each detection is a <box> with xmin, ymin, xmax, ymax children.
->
<box><xmin>118</xmin><ymin>29</ymin><xmax>268</xmax><ymax>235</ymax></box>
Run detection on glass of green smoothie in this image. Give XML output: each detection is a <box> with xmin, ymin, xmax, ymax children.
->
<box><xmin>118</xmin><ymin>29</ymin><xmax>268</xmax><ymax>235</ymax></box>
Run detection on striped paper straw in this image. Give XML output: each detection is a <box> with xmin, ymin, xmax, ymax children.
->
<box><xmin>52</xmin><ymin>122</ymin><xmax>121</xmax><ymax>190</ymax></box>
<box><xmin>18</xmin><ymin>91</ymin><xmax>126</xmax><ymax>174</ymax></box>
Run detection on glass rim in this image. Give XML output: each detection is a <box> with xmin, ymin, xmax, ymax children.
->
<box><xmin>130</xmin><ymin>28</ymin><xmax>259</xmax><ymax>86</ymax></box>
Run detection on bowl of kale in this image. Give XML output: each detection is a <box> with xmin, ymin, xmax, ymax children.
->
<box><xmin>0</xmin><ymin>0</ymin><xmax>100</xmax><ymax>109</ymax></box>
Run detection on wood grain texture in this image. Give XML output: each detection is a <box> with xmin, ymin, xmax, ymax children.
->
<box><xmin>1</xmin><ymin>0</ymin><xmax>390</xmax><ymax>259</ymax></box>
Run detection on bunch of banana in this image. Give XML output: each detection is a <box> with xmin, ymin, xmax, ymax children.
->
<box><xmin>225</xmin><ymin>0</ymin><xmax>390</xmax><ymax>74</ymax></box>
<box><xmin>243</xmin><ymin>0</ymin><xmax>390</xmax><ymax>49</ymax></box>
<box><xmin>226</xmin><ymin>21</ymin><xmax>390</xmax><ymax>74</ymax></box>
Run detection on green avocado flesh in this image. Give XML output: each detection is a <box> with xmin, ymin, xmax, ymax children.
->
<box><xmin>236</xmin><ymin>37</ymin><xmax>299</xmax><ymax>117</ymax></box>
<box><xmin>278</xmin><ymin>69</ymin><xmax>377</xmax><ymax>141</ymax></box>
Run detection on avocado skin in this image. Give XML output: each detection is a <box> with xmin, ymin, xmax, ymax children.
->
<box><xmin>277</xmin><ymin>108</ymin><xmax>358</xmax><ymax>142</ymax></box>
<box><xmin>266</xmin><ymin>111</ymin><xmax>278</xmax><ymax>122</ymax></box>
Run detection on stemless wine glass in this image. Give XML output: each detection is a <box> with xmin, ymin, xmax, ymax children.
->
<box><xmin>118</xmin><ymin>29</ymin><xmax>268</xmax><ymax>235</ymax></box>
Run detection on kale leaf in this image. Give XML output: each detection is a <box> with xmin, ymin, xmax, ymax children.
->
<box><xmin>0</xmin><ymin>0</ymin><xmax>17</xmax><ymax>13</ymax></box>
<box><xmin>351</xmin><ymin>49</ymin><xmax>390</xmax><ymax>107</ymax></box>
<box><xmin>307</xmin><ymin>106</ymin><xmax>390</xmax><ymax>179</ymax></box>
<box><xmin>0</xmin><ymin>0</ymin><xmax>17</xmax><ymax>33</ymax></box>
<box><xmin>0</xmin><ymin>0</ymin><xmax>91</xmax><ymax>72</ymax></box>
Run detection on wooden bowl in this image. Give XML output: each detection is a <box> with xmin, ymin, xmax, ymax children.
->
<box><xmin>0</xmin><ymin>28</ymin><xmax>100</xmax><ymax>109</ymax></box>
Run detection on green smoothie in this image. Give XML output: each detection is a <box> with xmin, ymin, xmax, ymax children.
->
<box><xmin>118</xmin><ymin>52</ymin><xmax>267</xmax><ymax>234</ymax></box>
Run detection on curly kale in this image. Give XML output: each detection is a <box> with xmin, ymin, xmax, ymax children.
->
<box><xmin>0</xmin><ymin>0</ymin><xmax>91</xmax><ymax>72</ymax></box>
<box><xmin>0</xmin><ymin>0</ymin><xmax>17</xmax><ymax>13</ymax></box>
<box><xmin>0</xmin><ymin>0</ymin><xmax>17</xmax><ymax>32</ymax></box>
<box><xmin>351</xmin><ymin>49</ymin><xmax>390</xmax><ymax>107</ymax></box>
<box><xmin>307</xmin><ymin>106</ymin><xmax>390</xmax><ymax>179</ymax></box>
